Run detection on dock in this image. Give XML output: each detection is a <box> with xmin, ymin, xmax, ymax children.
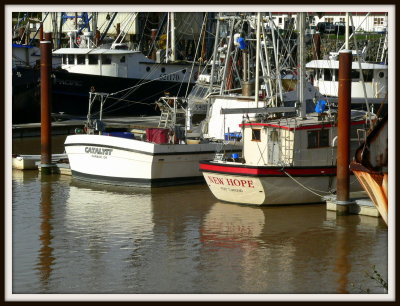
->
<box><xmin>324</xmin><ymin>192</ymin><xmax>381</xmax><ymax>219</ymax></box>
<box><xmin>12</xmin><ymin>115</ymin><xmax>161</xmax><ymax>138</ymax></box>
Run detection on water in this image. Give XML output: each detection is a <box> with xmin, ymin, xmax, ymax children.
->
<box><xmin>10</xmin><ymin>137</ymin><xmax>389</xmax><ymax>298</ymax></box>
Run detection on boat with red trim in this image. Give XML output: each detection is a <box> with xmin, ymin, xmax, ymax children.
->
<box><xmin>200</xmin><ymin>109</ymin><xmax>374</xmax><ymax>205</ymax></box>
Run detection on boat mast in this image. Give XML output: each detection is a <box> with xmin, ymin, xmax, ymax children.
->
<box><xmin>255</xmin><ymin>12</ymin><xmax>261</xmax><ymax>107</ymax></box>
<box><xmin>298</xmin><ymin>12</ymin><xmax>306</xmax><ymax>119</ymax></box>
<box><xmin>219</xmin><ymin>16</ymin><xmax>235</xmax><ymax>95</ymax></box>
<box><xmin>170</xmin><ymin>12</ymin><xmax>176</xmax><ymax>62</ymax></box>
<box><xmin>269</xmin><ymin>13</ymin><xmax>284</xmax><ymax>103</ymax></box>
<box><xmin>166</xmin><ymin>13</ymin><xmax>170</xmax><ymax>63</ymax></box>
<box><xmin>208</xmin><ymin>15</ymin><xmax>220</xmax><ymax>93</ymax></box>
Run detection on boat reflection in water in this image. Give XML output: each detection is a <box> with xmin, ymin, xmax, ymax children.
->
<box><xmin>200</xmin><ymin>202</ymin><xmax>387</xmax><ymax>294</ymax></box>
<box><xmin>14</xmin><ymin>175</ymin><xmax>387</xmax><ymax>294</ymax></box>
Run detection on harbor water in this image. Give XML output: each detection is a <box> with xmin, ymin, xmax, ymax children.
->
<box><xmin>10</xmin><ymin>136</ymin><xmax>389</xmax><ymax>297</ymax></box>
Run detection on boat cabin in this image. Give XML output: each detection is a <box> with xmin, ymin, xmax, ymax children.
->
<box><xmin>53</xmin><ymin>46</ymin><xmax>196</xmax><ymax>83</ymax></box>
<box><xmin>239</xmin><ymin>111</ymin><xmax>368</xmax><ymax>167</ymax></box>
<box><xmin>306</xmin><ymin>60</ymin><xmax>387</xmax><ymax>99</ymax></box>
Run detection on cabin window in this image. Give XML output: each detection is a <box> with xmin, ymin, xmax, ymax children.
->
<box><xmin>62</xmin><ymin>54</ymin><xmax>67</xmax><ymax>64</ymax></box>
<box><xmin>323</xmin><ymin>69</ymin><xmax>333</xmax><ymax>81</ymax></box>
<box><xmin>351</xmin><ymin>70</ymin><xmax>360</xmax><ymax>80</ymax></box>
<box><xmin>67</xmin><ymin>54</ymin><xmax>75</xmax><ymax>65</ymax></box>
<box><xmin>251</xmin><ymin>129</ymin><xmax>261</xmax><ymax>141</ymax></box>
<box><xmin>182</xmin><ymin>69</ymin><xmax>186</xmax><ymax>74</ymax></box>
<box><xmin>362</xmin><ymin>69</ymin><xmax>373</xmax><ymax>82</ymax></box>
<box><xmin>161</xmin><ymin>67</ymin><xmax>166</xmax><ymax>73</ymax></box>
<box><xmin>101</xmin><ymin>55</ymin><xmax>112</xmax><ymax>65</ymax></box>
<box><xmin>308</xmin><ymin>129</ymin><xmax>329</xmax><ymax>149</ymax></box>
<box><xmin>379</xmin><ymin>71</ymin><xmax>385</xmax><ymax>78</ymax></box>
<box><xmin>146</xmin><ymin>66</ymin><xmax>150</xmax><ymax>72</ymax></box>
<box><xmin>334</xmin><ymin>70</ymin><xmax>338</xmax><ymax>81</ymax></box>
<box><xmin>77</xmin><ymin>55</ymin><xmax>85</xmax><ymax>65</ymax></box>
<box><xmin>120</xmin><ymin>56</ymin><xmax>126</xmax><ymax>63</ymax></box>
<box><xmin>88</xmin><ymin>55</ymin><xmax>98</xmax><ymax>65</ymax></box>
<box><xmin>374</xmin><ymin>17</ymin><xmax>385</xmax><ymax>26</ymax></box>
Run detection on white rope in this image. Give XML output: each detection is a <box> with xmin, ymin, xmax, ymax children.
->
<box><xmin>282</xmin><ymin>169</ymin><xmax>332</xmax><ymax>197</ymax></box>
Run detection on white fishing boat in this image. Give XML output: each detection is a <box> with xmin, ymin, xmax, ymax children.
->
<box><xmin>306</xmin><ymin>54</ymin><xmax>388</xmax><ymax>100</ymax></box>
<box><xmin>64</xmin><ymin>92</ymin><xmax>241</xmax><ymax>187</ymax></box>
<box><xmin>199</xmin><ymin>109</ymin><xmax>371</xmax><ymax>205</ymax></box>
<box><xmin>306</xmin><ymin>29</ymin><xmax>388</xmax><ymax>102</ymax></box>
<box><xmin>199</xmin><ymin>12</ymin><xmax>376</xmax><ymax>206</ymax></box>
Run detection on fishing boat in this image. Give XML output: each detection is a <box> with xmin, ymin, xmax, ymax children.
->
<box><xmin>306</xmin><ymin>53</ymin><xmax>388</xmax><ymax>100</ymax></box>
<box><xmin>199</xmin><ymin>109</ymin><xmax>371</xmax><ymax>205</ymax></box>
<box><xmin>306</xmin><ymin>30</ymin><xmax>388</xmax><ymax>104</ymax></box>
<box><xmin>64</xmin><ymin>92</ymin><xmax>241</xmax><ymax>187</ymax></box>
<box><xmin>199</xmin><ymin>12</ymin><xmax>375</xmax><ymax>206</ymax></box>
<box><xmin>350</xmin><ymin>116</ymin><xmax>388</xmax><ymax>224</ymax></box>
<box><xmin>51</xmin><ymin>12</ymin><xmax>202</xmax><ymax>117</ymax></box>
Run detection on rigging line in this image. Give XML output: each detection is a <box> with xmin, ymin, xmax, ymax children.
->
<box><xmin>185</xmin><ymin>13</ymin><xmax>207</xmax><ymax>98</ymax></box>
<box><xmin>110</xmin><ymin>67</ymin><xmax>189</xmax><ymax>97</ymax></box>
<box><xmin>137</xmin><ymin>13</ymin><xmax>149</xmax><ymax>51</ymax></box>
<box><xmin>104</xmin><ymin>81</ymin><xmax>185</xmax><ymax>114</ymax></box>
<box><xmin>349</xmin><ymin>14</ymin><xmax>372</xmax><ymax>128</ymax></box>
<box><xmin>114</xmin><ymin>13</ymin><xmax>138</xmax><ymax>44</ymax></box>
<box><xmin>282</xmin><ymin>170</ymin><xmax>330</xmax><ymax>196</ymax></box>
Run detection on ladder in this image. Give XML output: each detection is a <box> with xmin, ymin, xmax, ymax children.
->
<box><xmin>376</xmin><ymin>33</ymin><xmax>388</xmax><ymax>63</ymax></box>
<box><xmin>158</xmin><ymin>111</ymin><xmax>172</xmax><ymax>128</ymax></box>
<box><xmin>156</xmin><ymin>96</ymin><xmax>186</xmax><ymax>128</ymax></box>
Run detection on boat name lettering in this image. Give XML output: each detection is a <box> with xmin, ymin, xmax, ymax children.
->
<box><xmin>56</xmin><ymin>79</ymin><xmax>83</xmax><ymax>87</ymax></box>
<box><xmin>207</xmin><ymin>175</ymin><xmax>254</xmax><ymax>188</ymax></box>
<box><xmin>160</xmin><ymin>73</ymin><xmax>180</xmax><ymax>81</ymax></box>
<box><xmin>85</xmin><ymin>147</ymin><xmax>113</xmax><ymax>156</ymax></box>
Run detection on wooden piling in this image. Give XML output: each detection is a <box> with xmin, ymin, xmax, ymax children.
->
<box><xmin>336</xmin><ymin>50</ymin><xmax>352</xmax><ymax>207</ymax></box>
<box><xmin>40</xmin><ymin>32</ymin><xmax>54</xmax><ymax>174</ymax></box>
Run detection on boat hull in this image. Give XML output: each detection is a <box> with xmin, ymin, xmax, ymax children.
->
<box><xmin>351</xmin><ymin>167</ymin><xmax>388</xmax><ymax>224</ymax></box>
<box><xmin>200</xmin><ymin>162</ymin><xmax>362</xmax><ymax>205</ymax></box>
<box><xmin>52</xmin><ymin>70</ymin><xmax>194</xmax><ymax>117</ymax></box>
<box><xmin>65</xmin><ymin>134</ymin><xmax>241</xmax><ymax>187</ymax></box>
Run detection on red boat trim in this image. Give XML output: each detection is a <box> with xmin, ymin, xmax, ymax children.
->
<box><xmin>199</xmin><ymin>161</ymin><xmax>337</xmax><ymax>177</ymax></box>
<box><xmin>239</xmin><ymin>120</ymin><xmax>366</xmax><ymax>131</ymax></box>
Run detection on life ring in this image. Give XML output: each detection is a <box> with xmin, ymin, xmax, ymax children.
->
<box><xmin>76</xmin><ymin>36</ymin><xmax>81</xmax><ymax>45</ymax></box>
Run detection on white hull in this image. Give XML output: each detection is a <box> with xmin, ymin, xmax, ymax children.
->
<box><xmin>201</xmin><ymin>169</ymin><xmax>362</xmax><ymax>206</ymax></box>
<box><xmin>65</xmin><ymin>134</ymin><xmax>240</xmax><ymax>187</ymax></box>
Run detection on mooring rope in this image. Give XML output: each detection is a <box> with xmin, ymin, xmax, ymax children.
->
<box><xmin>282</xmin><ymin>169</ymin><xmax>332</xmax><ymax>197</ymax></box>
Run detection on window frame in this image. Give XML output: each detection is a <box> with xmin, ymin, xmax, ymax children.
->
<box><xmin>307</xmin><ymin>129</ymin><xmax>330</xmax><ymax>149</ymax></box>
<box><xmin>251</xmin><ymin>129</ymin><xmax>261</xmax><ymax>142</ymax></box>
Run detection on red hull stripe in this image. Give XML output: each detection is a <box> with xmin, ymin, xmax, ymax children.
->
<box><xmin>199</xmin><ymin>162</ymin><xmax>337</xmax><ymax>177</ymax></box>
<box><xmin>239</xmin><ymin>120</ymin><xmax>366</xmax><ymax>131</ymax></box>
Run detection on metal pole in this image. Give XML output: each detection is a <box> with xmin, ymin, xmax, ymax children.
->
<box><xmin>345</xmin><ymin>12</ymin><xmax>349</xmax><ymax>50</ymax></box>
<box><xmin>208</xmin><ymin>17</ymin><xmax>220</xmax><ymax>93</ymax></box>
<box><xmin>166</xmin><ymin>13</ymin><xmax>170</xmax><ymax>63</ymax></box>
<box><xmin>298</xmin><ymin>12</ymin><xmax>306</xmax><ymax>118</ymax></box>
<box><xmin>170</xmin><ymin>12</ymin><xmax>176</xmax><ymax>62</ymax></box>
<box><xmin>219</xmin><ymin>18</ymin><xmax>235</xmax><ymax>95</ymax></box>
<box><xmin>336</xmin><ymin>50</ymin><xmax>352</xmax><ymax>204</ymax></box>
<box><xmin>255</xmin><ymin>12</ymin><xmax>261</xmax><ymax>107</ymax></box>
<box><xmin>40</xmin><ymin>32</ymin><xmax>53</xmax><ymax>173</ymax></box>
